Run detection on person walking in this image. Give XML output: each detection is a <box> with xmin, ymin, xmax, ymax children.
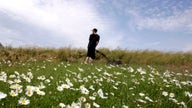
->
<box><xmin>85</xmin><ymin>28</ymin><xmax>100</xmax><ymax>63</ymax></box>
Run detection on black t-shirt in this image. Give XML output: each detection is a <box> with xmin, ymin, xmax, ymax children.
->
<box><xmin>88</xmin><ymin>34</ymin><xmax>100</xmax><ymax>48</ymax></box>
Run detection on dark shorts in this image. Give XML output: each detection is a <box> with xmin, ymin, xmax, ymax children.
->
<box><xmin>87</xmin><ymin>47</ymin><xmax>96</xmax><ymax>59</ymax></box>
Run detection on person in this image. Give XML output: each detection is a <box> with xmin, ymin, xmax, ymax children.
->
<box><xmin>85</xmin><ymin>28</ymin><xmax>100</xmax><ymax>63</ymax></box>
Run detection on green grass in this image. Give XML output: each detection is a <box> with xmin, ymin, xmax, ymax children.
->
<box><xmin>0</xmin><ymin>60</ymin><xmax>192</xmax><ymax>108</ymax></box>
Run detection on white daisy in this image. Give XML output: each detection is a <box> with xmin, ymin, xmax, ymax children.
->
<box><xmin>18</xmin><ymin>97</ymin><xmax>30</xmax><ymax>105</ymax></box>
<box><xmin>93</xmin><ymin>102</ymin><xmax>100</xmax><ymax>108</ymax></box>
<box><xmin>162</xmin><ymin>91</ymin><xmax>168</xmax><ymax>96</ymax></box>
<box><xmin>0</xmin><ymin>92</ymin><xmax>7</xmax><ymax>100</ymax></box>
<box><xmin>97</xmin><ymin>89</ymin><xmax>107</xmax><ymax>99</ymax></box>
<box><xmin>139</xmin><ymin>93</ymin><xmax>145</xmax><ymax>97</ymax></box>
<box><xmin>169</xmin><ymin>93</ymin><xmax>175</xmax><ymax>98</ymax></box>
<box><xmin>25</xmin><ymin>90</ymin><xmax>34</xmax><ymax>97</ymax></box>
<box><xmin>85</xmin><ymin>103</ymin><xmax>91</xmax><ymax>108</ymax></box>
<box><xmin>61</xmin><ymin>84</ymin><xmax>70</xmax><ymax>89</ymax></box>
<box><xmin>59</xmin><ymin>103</ymin><xmax>66</xmax><ymax>108</ymax></box>
<box><xmin>37</xmin><ymin>91</ymin><xmax>45</xmax><ymax>96</ymax></box>
<box><xmin>9</xmin><ymin>90</ymin><xmax>18</xmax><ymax>97</ymax></box>
<box><xmin>57</xmin><ymin>86</ymin><xmax>63</xmax><ymax>92</ymax></box>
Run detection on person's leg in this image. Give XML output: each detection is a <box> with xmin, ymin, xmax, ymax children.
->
<box><xmin>84</xmin><ymin>57</ymin><xmax>89</xmax><ymax>63</ymax></box>
<box><xmin>85</xmin><ymin>47</ymin><xmax>96</xmax><ymax>64</ymax></box>
<box><xmin>88</xmin><ymin>48</ymin><xmax>95</xmax><ymax>63</ymax></box>
<box><xmin>85</xmin><ymin>47</ymin><xmax>91</xmax><ymax>63</ymax></box>
<box><xmin>88</xmin><ymin>57</ymin><xmax>93</xmax><ymax>63</ymax></box>
<box><xmin>85</xmin><ymin>57</ymin><xmax>93</xmax><ymax>63</ymax></box>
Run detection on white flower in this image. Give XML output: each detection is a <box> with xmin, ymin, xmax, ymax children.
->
<box><xmin>89</xmin><ymin>85</ymin><xmax>95</xmax><ymax>90</ymax></box>
<box><xmin>169</xmin><ymin>98</ymin><xmax>178</xmax><ymax>103</ymax></box>
<box><xmin>162</xmin><ymin>91</ymin><xmax>168</xmax><ymax>96</ymax></box>
<box><xmin>139</xmin><ymin>93</ymin><xmax>145</xmax><ymax>97</ymax></box>
<box><xmin>186</xmin><ymin>81</ymin><xmax>192</xmax><ymax>86</ymax></box>
<box><xmin>128</xmin><ymin>67</ymin><xmax>134</xmax><ymax>72</ymax></box>
<box><xmin>9</xmin><ymin>90</ymin><xmax>18</xmax><ymax>97</ymax></box>
<box><xmin>27</xmin><ymin>72</ymin><xmax>33</xmax><ymax>79</ymax></box>
<box><xmin>57</xmin><ymin>86</ymin><xmax>63</xmax><ymax>92</ymax></box>
<box><xmin>85</xmin><ymin>103</ymin><xmax>91</xmax><ymax>108</ymax></box>
<box><xmin>14</xmin><ymin>79</ymin><xmax>21</xmax><ymax>83</ymax></box>
<box><xmin>185</xmin><ymin>91</ymin><xmax>192</xmax><ymax>98</ymax></box>
<box><xmin>93</xmin><ymin>92</ymin><xmax>97</xmax><ymax>97</ymax></box>
<box><xmin>71</xmin><ymin>102</ymin><xmax>81</xmax><ymax>108</ymax></box>
<box><xmin>96</xmin><ymin>68</ymin><xmax>102</xmax><ymax>72</ymax></box>
<box><xmin>79</xmin><ymin>96</ymin><xmax>86</xmax><ymax>103</ymax></box>
<box><xmin>34</xmin><ymin>87</ymin><xmax>40</xmax><ymax>92</ymax></box>
<box><xmin>89</xmin><ymin>96</ymin><xmax>96</xmax><ymax>100</ymax></box>
<box><xmin>181</xmin><ymin>81</ymin><xmax>187</xmax><ymax>85</ymax></box>
<box><xmin>37</xmin><ymin>91</ymin><xmax>45</xmax><ymax>96</ymax></box>
<box><xmin>62</xmin><ymin>84</ymin><xmax>70</xmax><ymax>89</ymax></box>
<box><xmin>122</xmin><ymin>105</ymin><xmax>129</xmax><ymax>108</ymax></box>
<box><xmin>54</xmin><ymin>68</ymin><xmax>57</xmax><ymax>71</ymax></box>
<box><xmin>110</xmin><ymin>92</ymin><xmax>115</xmax><ymax>96</ymax></box>
<box><xmin>104</xmin><ymin>72</ymin><xmax>112</xmax><ymax>77</ymax></box>
<box><xmin>26</xmin><ymin>86</ymin><xmax>35</xmax><ymax>91</ymax></box>
<box><xmin>25</xmin><ymin>90</ymin><xmax>34</xmax><ymax>97</ymax></box>
<box><xmin>10</xmin><ymin>84</ymin><xmax>22</xmax><ymax>90</ymax></box>
<box><xmin>113</xmin><ymin>86</ymin><xmax>118</xmax><ymax>90</ymax></box>
<box><xmin>16</xmin><ymin>88</ymin><xmax>23</xmax><ymax>93</ymax></box>
<box><xmin>179</xmin><ymin>102</ymin><xmax>187</xmax><ymax>108</ymax></box>
<box><xmin>137</xmin><ymin>68</ymin><xmax>146</xmax><ymax>74</ymax></box>
<box><xmin>45</xmin><ymin>79</ymin><xmax>51</xmax><ymax>83</ymax></box>
<box><xmin>8</xmin><ymin>80</ymin><xmax>14</xmax><ymax>85</ymax></box>
<box><xmin>145</xmin><ymin>96</ymin><xmax>153</xmax><ymax>102</ymax></box>
<box><xmin>37</xmin><ymin>76</ymin><xmax>46</xmax><ymax>80</ymax></box>
<box><xmin>59</xmin><ymin>103</ymin><xmax>66</xmax><ymax>108</ymax></box>
<box><xmin>0</xmin><ymin>92</ymin><xmax>7</xmax><ymax>100</ymax></box>
<box><xmin>0</xmin><ymin>73</ymin><xmax>7</xmax><ymax>82</ymax></box>
<box><xmin>25</xmin><ymin>77</ymin><xmax>31</xmax><ymax>83</ymax></box>
<box><xmin>14</xmin><ymin>71</ymin><xmax>20</xmax><ymax>76</ymax></box>
<box><xmin>9</xmin><ymin>75</ymin><xmax>16</xmax><ymax>78</ymax></box>
<box><xmin>169</xmin><ymin>93</ymin><xmax>175</xmax><ymax>98</ymax></box>
<box><xmin>50</xmin><ymin>76</ymin><xmax>54</xmax><ymax>80</ymax></box>
<box><xmin>97</xmin><ymin>89</ymin><xmax>107</xmax><ymax>99</ymax></box>
<box><xmin>93</xmin><ymin>102</ymin><xmax>100</xmax><ymax>108</ymax></box>
<box><xmin>38</xmin><ymin>82</ymin><xmax>46</xmax><ymax>89</ymax></box>
<box><xmin>137</xmin><ymin>99</ymin><xmax>146</xmax><ymax>103</ymax></box>
<box><xmin>78</xmin><ymin>67</ymin><xmax>84</xmax><ymax>72</ymax></box>
<box><xmin>80</xmin><ymin>86</ymin><xmax>89</xmax><ymax>95</ymax></box>
<box><xmin>66</xmin><ymin>78</ymin><xmax>73</xmax><ymax>87</ymax></box>
<box><xmin>18</xmin><ymin>97</ymin><xmax>30</xmax><ymax>105</ymax></box>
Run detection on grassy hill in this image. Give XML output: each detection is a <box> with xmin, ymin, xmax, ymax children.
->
<box><xmin>0</xmin><ymin>47</ymin><xmax>192</xmax><ymax>107</ymax></box>
<box><xmin>0</xmin><ymin>47</ymin><xmax>192</xmax><ymax>67</ymax></box>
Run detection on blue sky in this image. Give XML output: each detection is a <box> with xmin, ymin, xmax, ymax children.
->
<box><xmin>0</xmin><ymin>0</ymin><xmax>192</xmax><ymax>52</ymax></box>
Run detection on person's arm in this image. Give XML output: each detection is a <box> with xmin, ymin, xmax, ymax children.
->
<box><xmin>96</xmin><ymin>36</ymin><xmax>100</xmax><ymax>46</ymax></box>
<box><xmin>96</xmin><ymin>41</ymin><xmax>99</xmax><ymax>46</ymax></box>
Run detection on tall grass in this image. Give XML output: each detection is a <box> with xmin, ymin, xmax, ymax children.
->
<box><xmin>97</xmin><ymin>48</ymin><xmax>192</xmax><ymax>66</ymax></box>
<box><xmin>0</xmin><ymin>47</ymin><xmax>192</xmax><ymax>66</ymax></box>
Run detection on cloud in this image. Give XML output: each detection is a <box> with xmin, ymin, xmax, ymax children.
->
<box><xmin>121</xmin><ymin>0</ymin><xmax>192</xmax><ymax>33</ymax></box>
<box><xmin>137</xmin><ymin>9</ymin><xmax>192</xmax><ymax>32</ymax></box>
<box><xmin>0</xmin><ymin>26</ymin><xmax>24</xmax><ymax>46</ymax></box>
<box><xmin>0</xmin><ymin>0</ymin><xmax>122</xmax><ymax>48</ymax></box>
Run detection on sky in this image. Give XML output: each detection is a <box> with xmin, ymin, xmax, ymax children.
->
<box><xmin>0</xmin><ymin>0</ymin><xmax>192</xmax><ymax>52</ymax></box>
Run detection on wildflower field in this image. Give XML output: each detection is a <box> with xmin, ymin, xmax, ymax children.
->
<box><xmin>0</xmin><ymin>59</ymin><xmax>192</xmax><ymax>108</ymax></box>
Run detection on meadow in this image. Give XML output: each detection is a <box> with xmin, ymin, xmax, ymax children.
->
<box><xmin>0</xmin><ymin>47</ymin><xmax>192</xmax><ymax>107</ymax></box>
